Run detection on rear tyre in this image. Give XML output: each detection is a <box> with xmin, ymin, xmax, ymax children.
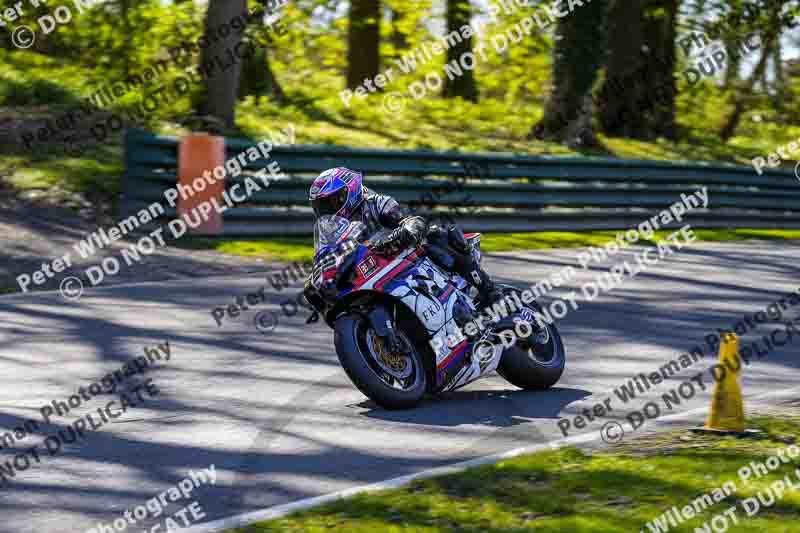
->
<box><xmin>497</xmin><ymin>321</ymin><xmax>565</xmax><ymax>390</ymax></box>
<box><xmin>495</xmin><ymin>289</ymin><xmax>566</xmax><ymax>390</ymax></box>
<box><xmin>334</xmin><ymin>312</ymin><xmax>427</xmax><ymax>409</ymax></box>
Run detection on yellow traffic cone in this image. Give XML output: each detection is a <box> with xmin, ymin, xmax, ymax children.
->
<box><xmin>706</xmin><ymin>333</ymin><xmax>745</xmax><ymax>431</ymax></box>
<box><xmin>694</xmin><ymin>333</ymin><xmax>757</xmax><ymax>436</ymax></box>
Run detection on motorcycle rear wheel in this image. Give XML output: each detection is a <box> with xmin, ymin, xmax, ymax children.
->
<box><xmin>494</xmin><ymin>289</ymin><xmax>566</xmax><ymax>390</ymax></box>
<box><xmin>497</xmin><ymin>320</ymin><xmax>565</xmax><ymax>390</ymax></box>
<box><xmin>334</xmin><ymin>313</ymin><xmax>427</xmax><ymax>409</ymax></box>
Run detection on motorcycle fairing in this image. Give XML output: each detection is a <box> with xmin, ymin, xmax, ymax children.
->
<box><xmin>355</xmin><ymin>247</ymin><xmax>423</xmax><ymax>291</ymax></box>
<box><xmin>374</xmin><ymin>255</ymin><xmax>503</xmax><ymax>392</ymax></box>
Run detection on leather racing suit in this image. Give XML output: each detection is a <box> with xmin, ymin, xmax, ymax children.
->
<box><xmin>305</xmin><ymin>187</ymin><xmax>500</xmax><ymax>308</ymax></box>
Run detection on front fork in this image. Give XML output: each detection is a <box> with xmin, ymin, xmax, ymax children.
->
<box><xmin>363</xmin><ymin>305</ymin><xmax>403</xmax><ymax>354</ymax></box>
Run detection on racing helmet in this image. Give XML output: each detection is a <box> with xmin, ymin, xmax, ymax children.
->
<box><xmin>309</xmin><ymin>167</ymin><xmax>364</xmax><ymax>220</ymax></box>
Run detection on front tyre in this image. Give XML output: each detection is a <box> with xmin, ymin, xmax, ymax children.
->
<box><xmin>334</xmin><ymin>313</ymin><xmax>427</xmax><ymax>409</ymax></box>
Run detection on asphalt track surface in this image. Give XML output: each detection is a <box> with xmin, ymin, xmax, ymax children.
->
<box><xmin>1</xmin><ymin>240</ymin><xmax>799</xmax><ymax>533</ymax></box>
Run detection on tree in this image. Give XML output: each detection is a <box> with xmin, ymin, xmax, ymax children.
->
<box><xmin>719</xmin><ymin>30</ymin><xmax>777</xmax><ymax>139</ymax></box>
<box><xmin>718</xmin><ymin>0</ymin><xmax>786</xmax><ymax>139</ymax></box>
<box><xmin>530</xmin><ymin>0</ymin><xmax>609</xmax><ymax>147</ymax></box>
<box><xmin>198</xmin><ymin>0</ymin><xmax>247</xmax><ymax>129</ymax></box>
<box><xmin>388</xmin><ymin>7</ymin><xmax>409</xmax><ymax>53</ymax></box>
<box><xmin>346</xmin><ymin>0</ymin><xmax>381</xmax><ymax>90</ymax></box>
<box><xmin>770</xmin><ymin>39</ymin><xmax>786</xmax><ymax>112</ymax></box>
<box><xmin>596</xmin><ymin>0</ymin><xmax>645</xmax><ymax>138</ymax></box>
<box><xmin>240</xmin><ymin>2</ymin><xmax>287</xmax><ymax>104</ymax></box>
<box><xmin>442</xmin><ymin>0</ymin><xmax>477</xmax><ymax>101</ymax></box>
<box><xmin>597</xmin><ymin>0</ymin><xmax>678</xmax><ymax>140</ymax></box>
<box><xmin>240</xmin><ymin>45</ymin><xmax>287</xmax><ymax>104</ymax></box>
<box><xmin>643</xmin><ymin>0</ymin><xmax>679</xmax><ymax>137</ymax></box>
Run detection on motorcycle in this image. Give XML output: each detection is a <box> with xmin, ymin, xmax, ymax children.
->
<box><xmin>303</xmin><ymin>215</ymin><xmax>566</xmax><ymax>409</ymax></box>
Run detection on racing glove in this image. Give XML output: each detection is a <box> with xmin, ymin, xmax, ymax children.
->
<box><xmin>368</xmin><ymin>216</ymin><xmax>428</xmax><ymax>256</ymax></box>
<box><xmin>303</xmin><ymin>276</ymin><xmax>327</xmax><ymax>322</ymax></box>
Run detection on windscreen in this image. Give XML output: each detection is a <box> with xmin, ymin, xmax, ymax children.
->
<box><xmin>313</xmin><ymin>215</ymin><xmax>366</xmax><ymax>254</ymax></box>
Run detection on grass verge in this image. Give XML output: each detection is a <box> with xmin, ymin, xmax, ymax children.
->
<box><xmin>226</xmin><ymin>414</ymin><xmax>800</xmax><ymax>532</ymax></box>
<box><xmin>180</xmin><ymin>228</ymin><xmax>800</xmax><ymax>263</ymax></box>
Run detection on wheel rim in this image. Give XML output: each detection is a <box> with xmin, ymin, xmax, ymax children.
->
<box><xmin>504</xmin><ymin>292</ymin><xmax>562</xmax><ymax>368</ymax></box>
<box><xmin>519</xmin><ymin>324</ymin><xmax>561</xmax><ymax>367</ymax></box>
<box><xmin>356</xmin><ymin>322</ymin><xmax>422</xmax><ymax>391</ymax></box>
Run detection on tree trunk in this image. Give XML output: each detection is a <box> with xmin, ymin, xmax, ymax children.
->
<box><xmin>198</xmin><ymin>0</ymin><xmax>247</xmax><ymax>129</ymax></box>
<box><xmin>262</xmin><ymin>51</ymin><xmax>287</xmax><ymax>102</ymax></box>
<box><xmin>643</xmin><ymin>0</ymin><xmax>678</xmax><ymax>138</ymax></box>
<box><xmin>389</xmin><ymin>8</ymin><xmax>409</xmax><ymax>53</ymax></box>
<box><xmin>597</xmin><ymin>0</ymin><xmax>645</xmax><ymax>137</ymax></box>
<box><xmin>530</xmin><ymin>0</ymin><xmax>608</xmax><ymax>147</ymax></box>
<box><xmin>771</xmin><ymin>39</ymin><xmax>785</xmax><ymax>112</ymax></box>
<box><xmin>442</xmin><ymin>0</ymin><xmax>477</xmax><ymax>102</ymax></box>
<box><xmin>723</xmin><ymin>34</ymin><xmax>743</xmax><ymax>86</ymax></box>
<box><xmin>719</xmin><ymin>31</ymin><xmax>776</xmax><ymax>140</ymax></box>
<box><xmin>240</xmin><ymin>45</ymin><xmax>287</xmax><ymax>104</ymax></box>
<box><xmin>347</xmin><ymin>0</ymin><xmax>381</xmax><ymax>90</ymax></box>
<box><xmin>597</xmin><ymin>0</ymin><xmax>677</xmax><ymax>140</ymax></box>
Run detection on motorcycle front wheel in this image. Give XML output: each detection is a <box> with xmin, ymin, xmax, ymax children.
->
<box><xmin>334</xmin><ymin>312</ymin><xmax>428</xmax><ymax>409</ymax></box>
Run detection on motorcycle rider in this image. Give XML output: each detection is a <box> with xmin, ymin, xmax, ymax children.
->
<box><xmin>305</xmin><ymin>167</ymin><xmax>502</xmax><ymax>308</ymax></box>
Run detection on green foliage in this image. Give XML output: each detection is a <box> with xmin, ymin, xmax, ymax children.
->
<box><xmin>0</xmin><ymin>77</ymin><xmax>73</xmax><ymax>106</ymax></box>
<box><xmin>0</xmin><ymin>49</ymin><xmax>89</xmax><ymax>106</ymax></box>
<box><xmin>0</xmin><ymin>146</ymin><xmax>122</xmax><ymax>196</ymax></box>
<box><xmin>3</xmin><ymin>0</ymin><xmax>800</xmax><ymax>203</ymax></box>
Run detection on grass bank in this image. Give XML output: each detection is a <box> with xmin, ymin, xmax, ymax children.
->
<box><xmin>226</xmin><ymin>414</ymin><xmax>800</xmax><ymax>532</ymax></box>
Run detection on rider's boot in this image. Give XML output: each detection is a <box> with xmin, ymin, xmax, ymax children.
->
<box><xmin>469</xmin><ymin>265</ymin><xmax>504</xmax><ymax>311</ymax></box>
<box><xmin>442</xmin><ymin>226</ymin><xmax>504</xmax><ymax>310</ymax></box>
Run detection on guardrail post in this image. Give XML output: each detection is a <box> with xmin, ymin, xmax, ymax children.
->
<box><xmin>178</xmin><ymin>134</ymin><xmax>225</xmax><ymax>235</ymax></box>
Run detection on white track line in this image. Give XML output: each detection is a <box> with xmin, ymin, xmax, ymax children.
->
<box><xmin>186</xmin><ymin>385</ymin><xmax>800</xmax><ymax>533</ymax></box>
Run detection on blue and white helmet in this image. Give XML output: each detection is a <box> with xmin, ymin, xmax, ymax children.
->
<box><xmin>309</xmin><ymin>167</ymin><xmax>364</xmax><ymax>220</ymax></box>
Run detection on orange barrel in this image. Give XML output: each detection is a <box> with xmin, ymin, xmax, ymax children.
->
<box><xmin>177</xmin><ymin>134</ymin><xmax>225</xmax><ymax>235</ymax></box>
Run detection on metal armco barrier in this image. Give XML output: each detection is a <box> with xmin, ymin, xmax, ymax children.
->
<box><xmin>123</xmin><ymin>128</ymin><xmax>800</xmax><ymax>236</ymax></box>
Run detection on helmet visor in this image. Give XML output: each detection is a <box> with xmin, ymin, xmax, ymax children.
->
<box><xmin>312</xmin><ymin>188</ymin><xmax>349</xmax><ymax>218</ymax></box>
